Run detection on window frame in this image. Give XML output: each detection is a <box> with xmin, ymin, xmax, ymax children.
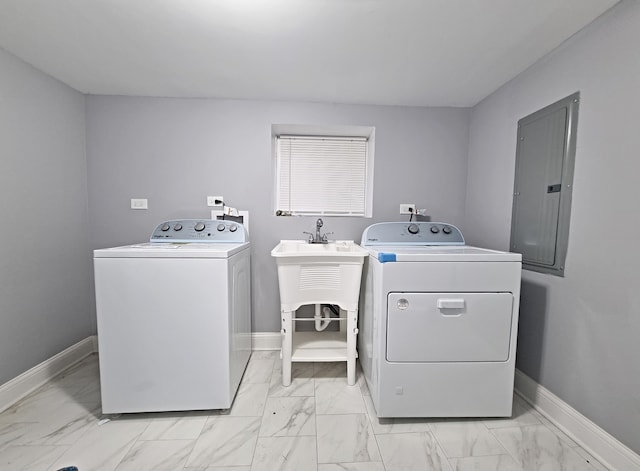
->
<box><xmin>272</xmin><ymin>124</ymin><xmax>375</xmax><ymax>217</ymax></box>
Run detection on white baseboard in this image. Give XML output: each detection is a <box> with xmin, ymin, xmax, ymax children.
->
<box><xmin>0</xmin><ymin>335</ymin><xmax>97</xmax><ymax>413</ymax></box>
<box><xmin>515</xmin><ymin>369</ymin><xmax>640</xmax><ymax>471</ymax></box>
<box><xmin>252</xmin><ymin>332</ymin><xmax>281</xmax><ymax>351</ymax></box>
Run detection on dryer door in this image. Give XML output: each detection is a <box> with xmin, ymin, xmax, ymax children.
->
<box><xmin>386</xmin><ymin>292</ymin><xmax>513</xmax><ymax>362</ymax></box>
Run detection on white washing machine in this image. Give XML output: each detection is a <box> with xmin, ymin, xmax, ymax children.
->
<box><xmin>359</xmin><ymin>222</ymin><xmax>522</xmax><ymax>418</ymax></box>
<box><xmin>94</xmin><ymin>219</ymin><xmax>251</xmax><ymax>414</ymax></box>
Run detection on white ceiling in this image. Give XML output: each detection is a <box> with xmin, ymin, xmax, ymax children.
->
<box><xmin>0</xmin><ymin>0</ymin><xmax>619</xmax><ymax>107</ymax></box>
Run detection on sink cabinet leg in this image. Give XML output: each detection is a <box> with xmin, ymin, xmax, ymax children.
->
<box><xmin>346</xmin><ymin>309</ymin><xmax>357</xmax><ymax>386</ymax></box>
<box><xmin>281</xmin><ymin>310</ymin><xmax>293</xmax><ymax>387</ymax></box>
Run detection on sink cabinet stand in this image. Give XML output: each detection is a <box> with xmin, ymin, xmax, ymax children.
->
<box><xmin>281</xmin><ymin>305</ymin><xmax>359</xmax><ymax>386</ymax></box>
<box><xmin>271</xmin><ymin>240</ymin><xmax>368</xmax><ymax>387</ymax></box>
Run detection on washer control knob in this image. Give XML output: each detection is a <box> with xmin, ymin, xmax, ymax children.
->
<box><xmin>408</xmin><ymin>224</ymin><xmax>419</xmax><ymax>234</ymax></box>
<box><xmin>194</xmin><ymin>222</ymin><xmax>206</xmax><ymax>232</ymax></box>
<box><xmin>160</xmin><ymin>223</ymin><xmax>170</xmax><ymax>232</ymax></box>
<box><xmin>173</xmin><ymin>223</ymin><xmax>182</xmax><ymax>231</ymax></box>
<box><xmin>217</xmin><ymin>224</ymin><xmax>226</xmax><ymax>232</ymax></box>
<box><xmin>229</xmin><ymin>224</ymin><xmax>238</xmax><ymax>232</ymax></box>
<box><xmin>442</xmin><ymin>226</ymin><xmax>452</xmax><ymax>234</ymax></box>
<box><xmin>430</xmin><ymin>225</ymin><xmax>440</xmax><ymax>234</ymax></box>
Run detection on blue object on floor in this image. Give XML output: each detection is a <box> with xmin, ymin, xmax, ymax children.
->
<box><xmin>56</xmin><ymin>467</ymin><xmax>78</xmax><ymax>471</ymax></box>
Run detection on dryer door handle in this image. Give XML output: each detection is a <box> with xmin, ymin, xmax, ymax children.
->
<box><xmin>437</xmin><ymin>298</ymin><xmax>465</xmax><ymax>310</ymax></box>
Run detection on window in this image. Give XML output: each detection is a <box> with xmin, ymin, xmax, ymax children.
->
<box><xmin>273</xmin><ymin>125</ymin><xmax>374</xmax><ymax>217</ymax></box>
<box><xmin>510</xmin><ymin>92</ymin><xmax>579</xmax><ymax>276</ymax></box>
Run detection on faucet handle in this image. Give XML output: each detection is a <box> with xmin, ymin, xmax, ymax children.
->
<box><xmin>322</xmin><ymin>232</ymin><xmax>334</xmax><ymax>242</ymax></box>
<box><xmin>302</xmin><ymin>231</ymin><xmax>314</xmax><ymax>242</ymax></box>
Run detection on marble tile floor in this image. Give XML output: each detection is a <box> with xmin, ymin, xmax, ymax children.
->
<box><xmin>0</xmin><ymin>352</ymin><xmax>609</xmax><ymax>471</ymax></box>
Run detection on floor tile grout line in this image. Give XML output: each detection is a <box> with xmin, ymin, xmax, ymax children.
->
<box><xmin>107</xmin><ymin>428</ymin><xmax>145</xmax><ymax>471</ymax></box>
<box><xmin>313</xmin><ymin>378</ymin><xmax>320</xmax><ymax>471</ymax></box>
<box><xmin>486</xmin><ymin>420</ymin><xmax>532</xmax><ymax>468</ymax></box>
<box><xmin>430</xmin><ymin>416</ymin><xmax>513</xmax><ymax>465</ymax></box>
<box><xmin>427</xmin><ymin>419</ymin><xmax>460</xmax><ymax>467</ymax></box>
<box><xmin>365</xmin><ymin>398</ymin><xmax>389</xmax><ymax>471</ymax></box>
<box><xmin>489</xmin><ymin>422</ymin><xmax>605</xmax><ymax>471</ymax></box>
<box><xmin>177</xmin><ymin>417</ymin><xmax>212</xmax><ymax>471</ymax></box>
<box><xmin>313</xmin><ymin>367</ymin><xmax>320</xmax><ymax>469</ymax></box>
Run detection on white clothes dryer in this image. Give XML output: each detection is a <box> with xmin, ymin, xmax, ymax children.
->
<box><xmin>94</xmin><ymin>219</ymin><xmax>251</xmax><ymax>414</ymax></box>
<box><xmin>359</xmin><ymin>222</ymin><xmax>521</xmax><ymax>418</ymax></box>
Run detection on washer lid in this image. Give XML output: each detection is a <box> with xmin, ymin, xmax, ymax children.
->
<box><xmin>94</xmin><ymin>241</ymin><xmax>250</xmax><ymax>258</ymax></box>
<box><xmin>366</xmin><ymin>245</ymin><xmax>521</xmax><ymax>262</ymax></box>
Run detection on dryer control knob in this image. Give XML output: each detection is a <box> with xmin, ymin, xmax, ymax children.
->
<box><xmin>229</xmin><ymin>224</ymin><xmax>238</xmax><ymax>232</ymax></box>
<box><xmin>442</xmin><ymin>226</ymin><xmax>452</xmax><ymax>234</ymax></box>
<box><xmin>194</xmin><ymin>222</ymin><xmax>206</xmax><ymax>232</ymax></box>
<box><xmin>430</xmin><ymin>226</ymin><xmax>440</xmax><ymax>234</ymax></box>
<box><xmin>161</xmin><ymin>223</ymin><xmax>170</xmax><ymax>232</ymax></box>
<box><xmin>408</xmin><ymin>224</ymin><xmax>419</xmax><ymax>234</ymax></box>
<box><xmin>217</xmin><ymin>224</ymin><xmax>225</xmax><ymax>232</ymax></box>
<box><xmin>173</xmin><ymin>223</ymin><xmax>183</xmax><ymax>231</ymax></box>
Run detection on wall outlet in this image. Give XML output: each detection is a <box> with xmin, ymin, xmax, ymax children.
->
<box><xmin>131</xmin><ymin>198</ymin><xmax>148</xmax><ymax>210</ymax></box>
<box><xmin>399</xmin><ymin>203</ymin><xmax>416</xmax><ymax>215</ymax></box>
<box><xmin>207</xmin><ymin>196</ymin><xmax>224</xmax><ymax>207</ymax></box>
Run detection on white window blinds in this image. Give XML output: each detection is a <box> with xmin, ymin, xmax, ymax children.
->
<box><xmin>275</xmin><ymin>136</ymin><xmax>369</xmax><ymax>216</ymax></box>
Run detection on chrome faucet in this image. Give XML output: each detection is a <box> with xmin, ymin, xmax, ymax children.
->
<box><xmin>303</xmin><ymin>218</ymin><xmax>332</xmax><ymax>244</ymax></box>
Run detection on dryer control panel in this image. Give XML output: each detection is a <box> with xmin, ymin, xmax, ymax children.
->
<box><xmin>150</xmin><ymin>219</ymin><xmax>248</xmax><ymax>243</ymax></box>
<box><xmin>361</xmin><ymin>222</ymin><xmax>464</xmax><ymax>246</ymax></box>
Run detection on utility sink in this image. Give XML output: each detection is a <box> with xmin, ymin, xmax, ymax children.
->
<box><xmin>272</xmin><ymin>240</ymin><xmax>368</xmax><ymax>257</ymax></box>
<box><xmin>271</xmin><ymin>240</ymin><xmax>368</xmax><ymax>312</ymax></box>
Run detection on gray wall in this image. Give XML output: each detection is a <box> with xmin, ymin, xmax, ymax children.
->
<box><xmin>0</xmin><ymin>48</ymin><xmax>92</xmax><ymax>385</ymax></box>
<box><xmin>2</xmin><ymin>2</ymin><xmax>637</xmax><ymax>455</ymax></box>
<box><xmin>464</xmin><ymin>0</ymin><xmax>640</xmax><ymax>454</ymax></box>
<box><xmin>85</xmin><ymin>97</ymin><xmax>471</xmax><ymax>332</ymax></box>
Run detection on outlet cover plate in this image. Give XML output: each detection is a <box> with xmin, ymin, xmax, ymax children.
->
<box><xmin>207</xmin><ymin>196</ymin><xmax>224</xmax><ymax>207</ymax></box>
<box><xmin>399</xmin><ymin>203</ymin><xmax>416</xmax><ymax>215</ymax></box>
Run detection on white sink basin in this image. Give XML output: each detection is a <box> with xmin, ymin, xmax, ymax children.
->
<box><xmin>271</xmin><ymin>240</ymin><xmax>368</xmax><ymax>312</ymax></box>
<box><xmin>272</xmin><ymin>240</ymin><xmax>369</xmax><ymax>257</ymax></box>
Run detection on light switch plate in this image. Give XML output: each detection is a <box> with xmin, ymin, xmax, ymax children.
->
<box><xmin>131</xmin><ymin>198</ymin><xmax>148</xmax><ymax>210</ymax></box>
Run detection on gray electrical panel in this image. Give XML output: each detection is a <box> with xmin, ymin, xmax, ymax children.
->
<box><xmin>510</xmin><ymin>92</ymin><xmax>579</xmax><ymax>276</ymax></box>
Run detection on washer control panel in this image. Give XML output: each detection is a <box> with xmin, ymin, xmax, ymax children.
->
<box><xmin>361</xmin><ymin>222</ymin><xmax>464</xmax><ymax>246</ymax></box>
<box><xmin>150</xmin><ymin>219</ymin><xmax>248</xmax><ymax>243</ymax></box>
